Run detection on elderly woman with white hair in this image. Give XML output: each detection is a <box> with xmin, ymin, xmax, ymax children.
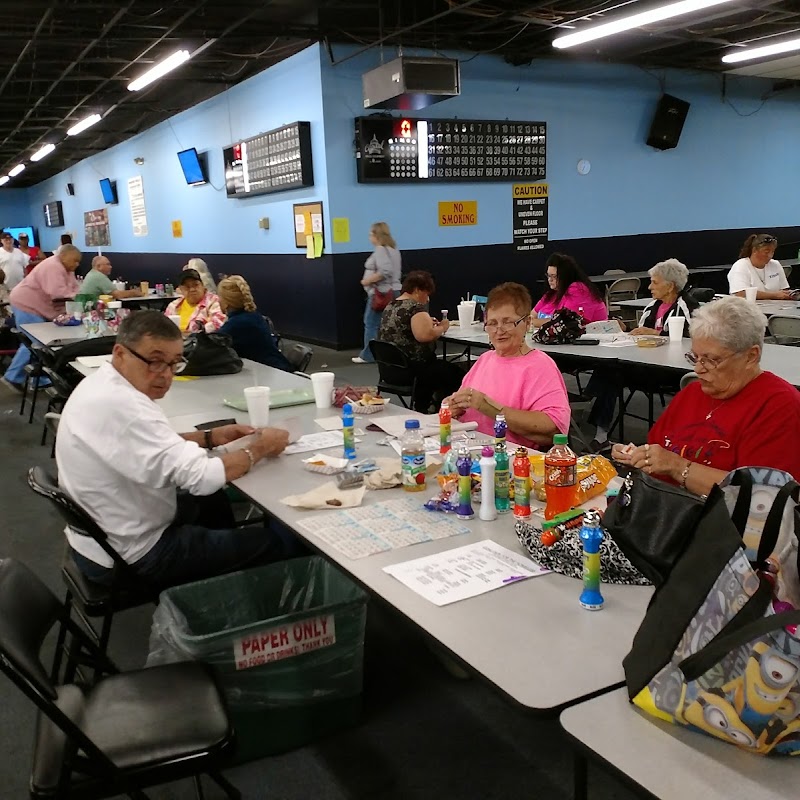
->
<box><xmin>630</xmin><ymin>258</ymin><xmax>698</xmax><ymax>337</ymax></box>
<box><xmin>613</xmin><ymin>296</ymin><xmax>800</xmax><ymax>495</ymax></box>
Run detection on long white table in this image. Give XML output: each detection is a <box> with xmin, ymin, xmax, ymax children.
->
<box><xmin>586</xmin><ymin>258</ymin><xmax>800</xmax><ymax>285</ymax></box>
<box><xmin>163</xmin><ymin>392</ymin><xmax>652</xmax><ymax>713</ymax></box>
<box><xmin>20</xmin><ymin>322</ymin><xmax>91</xmax><ymax>348</ymax></box>
<box><xmin>616</xmin><ymin>296</ymin><xmax>800</xmax><ymax>319</ymax></box>
<box><xmin>561</xmin><ymin>688</ymin><xmax>795</xmax><ymax>800</ymax></box>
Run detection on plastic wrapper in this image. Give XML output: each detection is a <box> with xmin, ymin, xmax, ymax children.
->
<box><xmin>574</xmin><ymin>454</ymin><xmax>617</xmax><ymax>505</ymax></box>
<box><xmin>147</xmin><ymin>556</ymin><xmax>367</xmax><ymax>710</ymax></box>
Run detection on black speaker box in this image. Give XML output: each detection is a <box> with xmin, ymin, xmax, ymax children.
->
<box><xmin>66</xmin><ymin>182</ymin><xmax>75</xmax><ymax>195</ymax></box>
<box><xmin>646</xmin><ymin>94</ymin><xmax>690</xmax><ymax>150</ymax></box>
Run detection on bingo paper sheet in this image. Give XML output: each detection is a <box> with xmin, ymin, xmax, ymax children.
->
<box><xmin>295</xmin><ymin>497</ymin><xmax>471</xmax><ymax>560</ymax></box>
<box><xmin>383</xmin><ymin>540</ymin><xmax>550</xmax><ymax>606</ymax></box>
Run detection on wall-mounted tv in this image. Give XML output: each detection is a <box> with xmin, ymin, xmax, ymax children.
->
<box><xmin>43</xmin><ymin>201</ymin><xmax>64</xmax><ymax>228</ymax></box>
<box><xmin>3</xmin><ymin>225</ymin><xmax>36</xmax><ymax>245</ymax></box>
<box><xmin>99</xmin><ymin>178</ymin><xmax>118</xmax><ymax>204</ymax></box>
<box><xmin>177</xmin><ymin>148</ymin><xmax>208</xmax><ymax>186</ymax></box>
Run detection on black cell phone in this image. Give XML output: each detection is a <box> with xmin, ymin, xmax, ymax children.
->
<box><xmin>48</xmin><ymin>337</ymin><xmax>89</xmax><ymax>348</ymax></box>
<box><xmin>194</xmin><ymin>418</ymin><xmax>236</xmax><ymax>430</ymax></box>
<box><xmin>574</xmin><ymin>338</ymin><xmax>600</xmax><ymax>345</ymax></box>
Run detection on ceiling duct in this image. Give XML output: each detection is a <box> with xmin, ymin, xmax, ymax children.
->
<box><xmin>362</xmin><ymin>56</ymin><xmax>460</xmax><ymax>110</ymax></box>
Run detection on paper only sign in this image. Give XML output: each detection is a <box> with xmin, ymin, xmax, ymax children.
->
<box><xmin>233</xmin><ymin>614</ymin><xmax>336</xmax><ymax>671</ymax></box>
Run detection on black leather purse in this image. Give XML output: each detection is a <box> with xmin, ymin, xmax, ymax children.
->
<box><xmin>603</xmin><ymin>470</ymin><xmax>705</xmax><ymax>587</ymax></box>
<box><xmin>182</xmin><ymin>332</ymin><xmax>243</xmax><ymax>376</ymax></box>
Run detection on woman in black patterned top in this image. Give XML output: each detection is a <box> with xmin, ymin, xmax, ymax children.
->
<box><xmin>378</xmin><ymin>270</ymin><xmax>465</xmax><ymax>412</ymax></box>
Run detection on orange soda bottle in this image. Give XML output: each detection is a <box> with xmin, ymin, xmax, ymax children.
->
<box><xmin>544</xmin><ymin>434</ymin><xmax>577</xmax><ymax>520</ymax></box>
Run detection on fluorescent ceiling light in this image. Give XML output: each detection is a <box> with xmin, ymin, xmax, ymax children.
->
<box><xmin>128</xmin><ymin>49</ymin><xmax>191</xmax><ymax>91</ymax></box>
<box><xmin>67</xmin><ymin>113</ymin><xmax>102</xmax><ymax>136</ymax></box>
<box><xmin>0</xmin><ymin>176</ymin><xmax>9</xmax><ymax>186</ymax></box>
<box><xmin>722</xmin><ymin>35</ymin><xmax>800</xmax><ymax>63</ymax></box>
<box><xmin>553</xmin><ymin>0</ymin><xmax>737</xmax><ymax>49</ymax></box>
<box><xmin>8</xmin><ymin>164</ymin><xmax>25</xmax><ymax>177</ymax></box>
<box><xmin>30</xmin><ymin>143</ymin><xmax>56</xmax><ymax>162</ymax></box>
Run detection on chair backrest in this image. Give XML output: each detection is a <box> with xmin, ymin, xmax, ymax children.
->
<box><xmin>784</xmin><ymin>265</ymin><xmax>792</xmax><ymax>280</ymax></box>
<box><xmin>282</xmin><ymin>342</ymin><xmax>313</xmax><ymax>373</ymax></box>
<box><xmin>368</xmin><ymin>340</ymin><xmax>415</xmax><ymax>389</ymax></box>
<box><xmin>767</xmin><ymin>315</ymin><xmax>800</xmax><ymax>345</ymax></box>
<box><xmin>607</xmin><ymin>277</ymin><xmax>641</xmax><ymax>296</ymax></box>
<box><xmin>680</xmin><ymin>371</ymin><xmax>699</xmax><ymax>390</ymax></box>
<box><xmin>263</xmin><ymin>315</ymin><xmax>281</xmax><ymax>347</ymax></box>
<box><xmin>603</xmin><ymin>269</ymin><xmax>627</xmax><ymax>276</ymax></box>
<box><xmin>51</xmin><ymin>336</ymin><xmax>116</xmax><ymax>372</ymax></box>
<box><xmin>471</xmin><ymin>294</ymin><xmax>488</xmax><ymax>305</ymax></box>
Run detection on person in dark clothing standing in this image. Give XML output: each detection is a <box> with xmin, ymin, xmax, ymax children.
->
<box><xmin>217</xmin><ymin>276</ymin><xmax>293</xmax><ymax>372</ymax></box>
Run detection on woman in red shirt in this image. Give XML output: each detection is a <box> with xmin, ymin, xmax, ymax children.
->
<box><xmin>613</xmin><ymin>296</ymin><xmax>800</xmax><ymax>495</ymax></box>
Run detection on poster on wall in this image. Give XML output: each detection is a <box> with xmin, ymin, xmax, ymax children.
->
<box><xmin>128</xmin><ymin>175</ymin><xmax>148</xmax><ymax>237</ymax></box>
<box><xmin>512</xmin><ymin>183</ymin><xmax>548</xmax><ymax>252</ymax></box>
<box><xmin>84</xmin><ymin>208</ymin><xmax>110</xmax><ymax>247</ymax></box>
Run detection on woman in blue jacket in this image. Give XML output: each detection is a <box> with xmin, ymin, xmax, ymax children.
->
<box><xmin>217</xmin><ymin>276</ymin><xmax>292</xmax><ymax>371</ymax></box>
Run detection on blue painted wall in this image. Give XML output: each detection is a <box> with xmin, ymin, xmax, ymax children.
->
<box><xmin>321</xmin><ymin>48</ymin><xmax>800</xmax><ymax>254</ymax></box>
<box><xmin>25</xmin><ymin>46</ymin><xmax>329</xmax><ymax>256</ymax></box>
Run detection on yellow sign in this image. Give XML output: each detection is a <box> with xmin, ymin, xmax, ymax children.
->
<box><xmin>332</xmin><ymin>217</ymin><xmax>350</xmax><ymax>243</ymax></box>
<box><xmin>512</xmin><ymin>183</ymin><xmax>548</xmax><ymax>198</ymax></box>
<box><xmin>171</xmin><ymin>219</ymin><xmax>183</xmax><ymax>238</ymax></box>
<box><xmin>438</xmin><ymin>201</ymin><xmax>477</xmax><ymax>227</ymax></box>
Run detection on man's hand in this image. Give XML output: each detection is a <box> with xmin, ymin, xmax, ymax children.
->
<box><xmin>212</xmin><ymin>424</ymin><xmax>255</xmax><ymax>446</ymax></box>
<box><xmin>254</xmin><ymin>427</ymin><xmax>290</xmax><ymax>458</ymax></box>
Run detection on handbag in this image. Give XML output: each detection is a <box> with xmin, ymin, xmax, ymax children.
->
<box><xmin>531</xmin><ymin>308</ymin><xmax>585</xmax><ymax>344</ymax></box>
<box><xmin>371</xmin><ymin>288</ymin><xmax>394</xmax><ymax>312</ymax></box>
<box><xmin>623</xmin><ymin>467</ymin><xmax>800</xmax><ymax>756</ymax></box>
<box><xmin>182</xmin><ymin>332</ymin><xmax>243</xmax><ymax>376</ymax></box>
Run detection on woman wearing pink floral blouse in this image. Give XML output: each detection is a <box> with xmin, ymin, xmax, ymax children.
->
<box><xmin>164</xmin><ymin>268</ymin><xmax>226</xmax><ymax>333</ymax></box>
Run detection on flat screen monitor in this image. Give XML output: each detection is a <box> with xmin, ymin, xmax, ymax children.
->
<box><xmin>177</xmin><ymin>148</ymin><xmax>208</xmax><ymax>186</ymax></box>
<box><xmin>43</xmin><ymin>201</ymin><xmax>64</xmax><ymax>228</ymax></box>
<box><xmin>99</xmin><ymin>178</ymin><xmax>118</xmax><ymax>204</ymax></box>
<box><xmin>3</xmin><ymin>225</ymin><xmax>36</xmax><ymax>245</ymax></box>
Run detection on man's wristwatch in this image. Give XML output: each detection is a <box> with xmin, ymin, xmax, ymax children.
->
<box><xmin>203</xmin><ymin>429</ymin><xmax>214</xmax><ymax>449</ymax></box>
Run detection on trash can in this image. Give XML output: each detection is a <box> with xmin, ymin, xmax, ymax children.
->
<box><xmin>147</xmin><ymin>556</ymin><xmax>368</xmax><ymax>762</ymax></box>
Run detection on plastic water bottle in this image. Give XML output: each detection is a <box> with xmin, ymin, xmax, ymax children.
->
<box><xmin>579</xmin><ymin>510</ymin><xmax>605</xmax><ymax>611</ymax></box>
<box><xmin>545</xmin><ymin>434</ymin><xmax>577</xmax><ymax>520</ymax></box>
<box><xmin>439</xmin><ymin>399</ymin><xmax>452</xmax><ymax>454</ymax></box>
<box><xmin>342</xmin><ymin>403</ymin><xmax>356</xmax><ymax>460</ymax></box>
<box><xmin>479</xmin><ymin>446</ymin><xmax>497</xmax><ymax>521</ymax></box>
<box><xmin>513</xmin><ymin>447</ymin><xmax>532</xmax><ymax>519</ymax></box>
<box><xmin>401</xmin><ymin>419</ymin><xmax>426</xmax><ymax>492</ymax></box>
<box><xmin>456</xmin><ymin>443</ymin><xmax>474</xmax><ymax>519</ymax></box>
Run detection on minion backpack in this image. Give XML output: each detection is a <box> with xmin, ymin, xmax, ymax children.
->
<box><xmin>623</xmin><ymin>467</ymin><xmax>800</xmax><ymax>755</ymax></box>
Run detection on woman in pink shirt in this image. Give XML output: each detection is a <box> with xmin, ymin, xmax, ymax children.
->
<box><xmin>446</xmin><ymin>282</ymin><xmax>570</xmax><ymax>450</ymax></box>
<box><xmin>532</xmin><ymin>253</ymin><xmax>607</xmax><ymax>327</ymax></box>
<box><xmin>3</xmin><ymin>246</ymin><xmax>81</xmax><ymax>389</ymax></box>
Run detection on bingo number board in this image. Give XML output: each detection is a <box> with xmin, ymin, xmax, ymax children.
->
<box><xmin>355</xmin><ymin>116</ymin><xmax>546</xmax><ymax>183</ymax></box>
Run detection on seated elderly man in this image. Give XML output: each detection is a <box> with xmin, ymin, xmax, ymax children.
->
<box><xmin>80</xmin><ymin>255</ymin><xmax>143</xmax><ymax>300</ymax></box>
<box><xmin>56</xmin><ymin>310</ymin><xmax>290</xmax><ymax>591</ymax></box>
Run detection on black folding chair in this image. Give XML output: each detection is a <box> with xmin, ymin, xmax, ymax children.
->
<box><xmin>27</xmin><ymin>467</ymin><xmax>159</xmax><ymax>683</ymax></box>
<box><xmin>368</xmin><ymin>340</ymin><xmax>417</xmax><ymax>408</ymax></box>
<box><xmin>0</xmin><ymin>558</ymin><xmax>240</xmax><ymax>800</ymax></box>
<box><xmin>282</xmin><ymin>342</ymin><xmax>313</xmax><ymax>373</ymax></box>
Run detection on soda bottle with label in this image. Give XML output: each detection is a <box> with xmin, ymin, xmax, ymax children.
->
<box><xmin>401</xmin><ymin>419</ymin><xmax>426</xmax><ymax>492</ymax></box>
<box><xmin>544</xmin><ymin>434</ymin><xmax>577</xmax><ymax>520</ymax></box>
<box><xmin>513</xmin><ymin>447</ymin><xmax>531</xmax><ymax>519</ymax></box>
<box><xmin>439</xmin><ymin>399</ymin><xmax>452</xmax><ymax>454</ymax></box>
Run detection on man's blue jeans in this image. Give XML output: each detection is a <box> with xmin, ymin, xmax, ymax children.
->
<box><xmin>4</xmin><ymin>306</ymin><xmax>46</xmax><ymax>384</ymax></box>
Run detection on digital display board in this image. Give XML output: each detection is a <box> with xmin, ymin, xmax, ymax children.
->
<box><xmin>224</xmin><ymin>121</ymin><xmax>313</xmax><ymax>198</ymax></box>
<box><xmin>43</xmin><ymin>201</ymin><xmax>64</xmax><ymax>228</ymax></box>
<box><xmin>355</xmin><ymin>116</ymin><xmax>546</xmax><ymax>183</ymax></box>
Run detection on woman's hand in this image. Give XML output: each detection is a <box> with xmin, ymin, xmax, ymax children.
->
<box><xmin>611</xmin><ymin>443</ymin><xmax>635</xmax><ymax>464</ymax></box>
<box><xmin>450</xmin><ymin>386</ymin><xmax>493</xmax><ymax>416</ymax></box>
<box><xmin>630</xmin><ymin>326</ymin><xmax>659</xmax><ymax>336</ymax></box>
<box><xmin>774</xmin><ymin>290</ymin><xmax>794</xmax><ymax>300</ymax></box>
<box><xmin>433</xmin><ymin>318</ymin><xmax>450</xmax><ymax>333</ymax></box>
<box><xmin>627</xmin><ymin>443</ymin><xmax>683</xmax><ymax>478</ymax></box>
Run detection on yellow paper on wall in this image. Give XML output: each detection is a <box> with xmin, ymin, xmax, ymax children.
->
<box><xmin>313</xmin><ymin>233</ymin><xmax>323</xmax><ymax>257</ymax></box>
<box><xmin>306</xmin><ymin>235</ymin><xmax>315</xmax><ymax>259</ymax></box>
<box><xmin>171</xmin><ymin>220</ymin><xmax>183</xmax><ymax>238</ymax></box>
<box><xmin>332</xmin><ymin>217</ymin><xmax>350</xmax><ymax>243</ymax></box>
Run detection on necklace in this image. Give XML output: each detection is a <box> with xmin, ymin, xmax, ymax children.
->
<box><xmin>705</xmin><ymin>399</ymin><xmax>727</xmax><ymax>421</ymax></box>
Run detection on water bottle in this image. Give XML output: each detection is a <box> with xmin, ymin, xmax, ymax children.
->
<box><xmin>342</xmin><ymin>403</ymin><xmax>356</xmax><ymax>460</ymax></box>
<box><xmin>401</xmin><ymin>419</ymin><xmax>426</xmax><ymax>492</ymax></box>
<box><xmin>455</xmin><ymin>443</ymin><xmax>474</xmax><ymax>519</ymax></box>
<box><xmin>579</xmin><ymin>510</ymin><xmax>605</xmax><ymax>611</ymax></box>
<box><xmin>512</xmin><ymin>447</ymin><xmax>531</xmax><ymax>519</ymax></box>
<box><xmin>165</xmin><ymin>282</ymin><xmax>174</xmax><ymax>296</ymax></box>
<box><xmin>545</xmin><ymin>434</ymin><xmax>577</xmax><ymax>520</ymax></box>
<box><xmin>479</xmin><ymin>446</ymin><xmax>497</xmax><ymax>521</ymax></box>
<box><xmin>439</xmin><ymin>399</ymin><xmax>452</xmax><ymax>454</ymax></box>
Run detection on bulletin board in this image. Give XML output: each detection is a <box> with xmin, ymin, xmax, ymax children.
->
<box><xmin>293</xmin><ymin>201</ymin><xmax>324</xmax><ymax>249</ymax></box>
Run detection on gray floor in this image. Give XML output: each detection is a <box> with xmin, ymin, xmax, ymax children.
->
<box><xmin>0</xmin><ymin>342</ymin><xmax>652</xmax><ymax>800</ymax></box>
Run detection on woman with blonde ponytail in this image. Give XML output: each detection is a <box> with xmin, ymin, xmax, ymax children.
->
<box><xmin>217</xmin><ymin>276</ymin><xmax>293</xmax><ymax>371</ymax></box>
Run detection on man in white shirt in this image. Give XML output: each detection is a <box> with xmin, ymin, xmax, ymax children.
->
<box><xmin>727</xmin><ymin>233</ymin><xmax>792</xmax><ymax>300</ymax></box>
<box><xmin>56</xmin><ymin>310</ymin><xmax>290</xmax><ymax>591</ymax></box>
<box><xmin>0</xmin><ymin>231</ymin><xmax>28</xmax><ymax>290</ymax></box>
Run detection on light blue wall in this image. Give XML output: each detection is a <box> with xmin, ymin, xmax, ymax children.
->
<box><xmin>321</xmin><ymin>48</ymin><xmax>800</xmax><ymax>253</ymax></box>
<box><xmin>26</xmin><ymin>46</ymin><xmax>329</xmax><ymax>255</ymax></box>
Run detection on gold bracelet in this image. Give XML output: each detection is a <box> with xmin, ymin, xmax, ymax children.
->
<box><xmin>243</xmin><ymin>447</ymin><xmax>256</xmax><ymax>472</ymax></box>
<box><xmin>679</xmin><ymin>460</ymin><xmax>691</xmax><ymax>489</ymax></box>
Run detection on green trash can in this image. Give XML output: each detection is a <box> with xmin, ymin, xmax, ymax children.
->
<box><xmin>147</xmin><ymin>557</ymin><xmax>368</xmax><ymax>763</ymax></box>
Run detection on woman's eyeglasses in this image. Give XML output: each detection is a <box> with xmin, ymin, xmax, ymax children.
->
<box><xmin>484</xmin><ymin>316</ymin><xmax>528</xmax><ymax>333</ymax></box>
<box><xmin>685</xmin><ymin>351</ymin><xmax>736</xmax><ymax>370</ymax></box>
<box><xmin>121</xmin><ymin>344</ymin><xmax>187</xmax><ymax>374</ymax></box>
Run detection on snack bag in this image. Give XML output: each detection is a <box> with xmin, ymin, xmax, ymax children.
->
<box><xmin>574</xmin><ymin>455</ymin><xmax>617</xmax><ymax>505</ymax></box>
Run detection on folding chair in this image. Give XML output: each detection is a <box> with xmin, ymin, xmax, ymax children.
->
<box><xmin>767</xmin><ymin>315</ymin><xmax>800</xmax><ymax>346</ymax></box>
<box><xmin>606</xmin><ymin>277</ymin><xmax>641</xmax><ymax>327</ymax></box>
<box><xmin>0</xmin><ymin>558</ymin><xmax>240</xmax><ymax>800</ymax></box>
<box><xmin>369</xmin><ymin>340</ymin><xmax>417</xmax><ymax>408</ymax></box>
<box><xmin>282</xmin><ymin>342</ymin><xmax>313</xmax><ymax>373</ymax></box>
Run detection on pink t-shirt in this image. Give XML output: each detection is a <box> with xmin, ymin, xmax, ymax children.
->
<box><xmin>459</xmin><ymin>349</ymin><xmax>570</xmax><ymax>449</ymax></box>
<box><xmin>10</xmin><ymin>254</ymin><xmax>79</xmax><ymax>320</ymax></box>
<box><xmin>534</xmin><ymin>282</ymin><xmax>607</xmax><ymax>323</ymax></box>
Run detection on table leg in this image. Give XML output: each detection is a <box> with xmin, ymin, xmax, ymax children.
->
<box><xmin>573</xmin><ymin>750</ymin><xmax>588</xmax><ymax>800</ymax></box>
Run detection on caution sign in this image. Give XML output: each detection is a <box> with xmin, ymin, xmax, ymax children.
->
<box><xmin>233</xmin><ymin>614</ymin><xmax>336</xmax><ymax>670</ymax></box>
<box><xmin>439</xmin><ymin>200</ymin><xmax>477</xmax><ymax>227</ymax></box>
<box><xmin>512</xmin><ymin>183</ymin><xmax>548</xmax><ymax>252</ymax></box>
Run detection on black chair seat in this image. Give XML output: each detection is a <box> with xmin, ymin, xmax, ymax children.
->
<box><xmin>31</xmin><ymin>662</ymin><xmax>232</xmax><ymax>795</ymax></box>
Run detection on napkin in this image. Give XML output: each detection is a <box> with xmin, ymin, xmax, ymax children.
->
<box><xmin>364</xmin><ymin>458</ymin><xmax>442</xmax><ymax>489</ymax></box>
<box><xmin>280</xmin><ymin>481</ymin><xmax>366</xmax><ymax>510</ymax></box>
